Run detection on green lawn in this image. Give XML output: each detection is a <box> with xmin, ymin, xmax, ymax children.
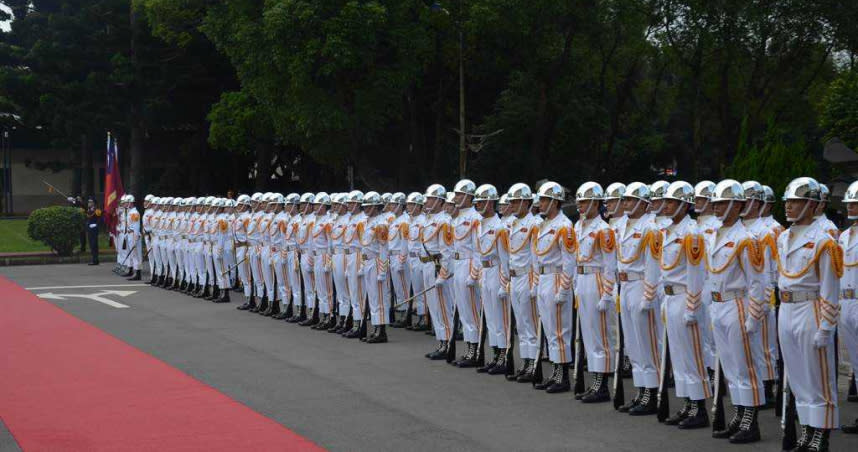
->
<box><xmin>0</xmin><ymin>219</ymin><xmax>111</xmax><ymax>254</ymax></box>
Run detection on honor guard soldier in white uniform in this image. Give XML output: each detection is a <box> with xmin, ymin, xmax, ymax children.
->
<box><xmin>341</xmin><ymin>191</ymin><xmax>366</xmax><ymax>337</ymax></box>
<box><xmin>223</xmin><ymin>199</ymin><xmax>238</xmax><ymax>290</ymax></box>
<box><xmin>358</xmin><ymin>191</ymin><xmax>391</xmax><ymax>343</ymax></box>
<box><xmin>255</xmin><ymin>194</ymin><xmax>277</xmax><ymax>313</ymax></box>
<box><xmin>388</xmin><ymin>193</ymin><xmax>413</xmax><ymax>328</ymax></box>
<box><xmin>503</xmin><ymin>183</ymin><xmax>542</xmax><ymax>382</ymax></box>
<box><xmin>649</xmin><ymin>180</ymin><xmax>673</xmax><ymax>230</ymax></box>
<box><xmin>405</xmin><ymin>193</ymin><xmax>430</xmax><ymax>331</ymax></box>
<box><xmin>532</xmin><ymin>181</ymin><xmax>578</xmax><ymax>393</ymax></box>
<box><xmin>615</xmin><ymin>182</ymin><xmax>662</xmax><ymax>415</ymax></box>
<box><xmin>210</xmin><ymin>199</ymin><xmax>232</xmax><ymax>303</ymax></box>
<box><xmin>296</xmin><ymin>193</ymin><xmax>318</xmax><ymax>325</ymax></box>
<box><xmin>761</xmin><ymin>185</ymin><xmax>785</xmax><ymax>236</ymax></box>
<box><xmin>310</xmin><ymin>193</ymin><xmax>335</xmax><ymax>329</ymax></box>
<box><xmin>261</xmin><ymin>194</ymin><xmax>286</xmax><ymax>315</ymax></box>
<box><xmin>604</xmin><ymin>183</ymin><xmax>626</xmax><ymax>226</ymax></box>
<box><xmin>244</xmin><ymin>193</ymin><xmax>265</xmax><ymax>307</ymax></box>
<box><xmin>279</xmin><ymin>194</ymin><xmax>303</xmax><ymax>320</ymax></box>
<box><xmin>498</xmin><ymin>194</ymin><xmax>512</xmax><ymax>226</ymax></box>
<box><xmin>707</xmin><ymin>180</ymin><xmax>767</xmax><ymax>443</ymax></box>
<box><xmin>234</xmin><ymin>195</ymin><xmax>255</xmax><ymax>310</ymax></box>
<box><xmin>657</xmin><ymin>181</ymin><xmax>711</xmax><ymax>429</ymax></box>
<box><xmin>777</xmin><ymin>177</ymin><xmax>841</xmax><ymax>451</ymax></box>
<box><xmin>473</xmin><ymin>184</ymin><xmax>512</xmax><ymax>375</ymax></box>
<box><xmin>115</xmin><ymin>195</ymin><xmax>128</xmax><ymax>275</ymax></box>
<box><xmin>175</xmin><ymin>198</ymin><xmax>191</xmax><ymax>292</ymax></box>
<box><xmin>573</xmin><ymin>182</ymin><xmax>618</xmax><ymax>402</ymax></box>
<box><xmin>328</xmin><ymin>194</ymin><xmax>352</xmax><ymax>331</ymax></box>
<box><xmin>448</xmin><ymin>180</ymin><xmax>484</xmax><ymax>368</ymax></box>
<box><xmin>125</xmin><ymin>195</ymin><xmax>143</xmax><ymax>281</ymax></box>
<box><xmin>840</xmin><ymin>181</ymin><xmax>858</xmax><ymax>435</ymax></box>
<box><xmin>693</xmin><ymin>180</ymin><xmax>720</xmax><ymax>370</ymax></box>
<box><xmin>740</xmin><ymin>181</ymin><xmax>779</xmax><ymax>406</ymax></box>
<box><xmin>143</xmin><ymin>195</ymin><xmax>157</xmax><ymax>282</ymax></box>
<box><xmin>420</xmin><ymin>185</ymin><xmax>456</xmax><ymax>358</ymax></box>
<box><xmin>202</xmin><ymin>197</ymin><xmax>220</xmax><ymax>300</ymax></box>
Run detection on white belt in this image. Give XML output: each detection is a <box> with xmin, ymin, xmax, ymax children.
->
<box><xmin>510</xmin><ymin>266</ymin><xmax>530</xmax><ymax>278</ymax></box>
<box><xmin>711</xmin><ymin>289</ymin><xmax>746</xmax><ymax>303</ymax></box>
<box><xmin>481</xmin><ymin>258</ymin><xmax>498</xmax><ymax>268</ymax></box>
<box><xmin>780</xmin><ymin>290</ymin><xmax>819</xmax><ymax>303</ymax></box>
<box><xmin>618</xmin><ymin>271</ymin><xmax>643</xmax><ymax>282</ymax></box>
<box><xmin>576</xmin><ymin>266</ymin><xmax>601</xmax><ymax>275</ymax></box>
<box><xmin>537</xmin><ymin>265</ymin><xmax>562</xmax><ymax>275</ymax></box>
<box><xmin>663</xmin><ymin>284</ymin><xmax>686</xmax><ymax>296</ymax></box>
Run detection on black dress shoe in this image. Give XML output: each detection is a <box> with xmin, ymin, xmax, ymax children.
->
<box><xmin>477</xmin><ymin>347</ymin><xmax>500</xmax><ymax>373</ymax></box>
<box><xmin>545</xmin><ymin>364</ymin><xmax>570</xmax><ymax>393</ymax></box>
<box><xmin>515</xmin><ymin>360</ymin><xmax>536</xmax><ymax>383</ymax></box>
<box><xmin>534</xmin><ymin>364</ymin><xmax>562</xmax><ymax>390</ymax></box>
<box><xmin>628</xmin><ymin>388</ymin><xmax>657</xmax><ymax>416</ymax></box>
<box><xmin>487</xmin><ymin>351</ymin><xmax>509</xmax><ymax>375</ymax></box>
<box><xmin>205</xmin><ymin>286</ymin><xmax>219</xmax><ymax>301</ymax></box>
<box><xmin>127</xmin><ymin>270</ymin><xmax>142</xmax><ymax>281</ymax></box>
<box><xmin>664</xmin><ymin>399</ymin><xmax>691</xmax><ymax>426</ymax></box>
<box><xmin>677</xmin><ymin>400</ymin><xmax>709</xmax><ymax>429</ymax></box>
<box><xmin>713</xmin><ymin>406</ymin><xmax>743</xmax><ymax>438</ymax></box>
<box><xmin>343</xmin><ymin>325</ymin><xmax>362</xmax><ymax>338</ymax></box>
<box><xmin>213</xmin><ymin>290</ymin><xmax>231</xmax><ymax>303</ymax></box>
<box><xmin>454</xmin><ymin>343</ymin><xmax>479</xmax><ymax>368</ymax></box>
<box><xmin>251</xmin><ymin>296</ymin><xmax>267</xmax><ymax>313</ymax></box>
<box><xmin>728</xmin><ymin>407</ymin><xmax>760</xmax><ymax>444</ymax></box>
<box><xmin>574</xmin><ymin>388</ymin><xmax>594</xmax><ymax>400</ymax></box>
<box><xmin>237</xmin><ymin>295</ymin><xmax>255</xmax><ymax>311</ymax></box>
<box><xmin>426</xmin><ymin>342</ymin><xmax>449</xmax><ymax>360</ymax></box>
<box><xmin>619</xmin><ymin>389</ymin><xmax>642</xmax><ymax>413</ymax></box>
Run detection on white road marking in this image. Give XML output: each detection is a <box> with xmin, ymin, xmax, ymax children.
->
<box><xmin>25</xmin><ymin>283</ymin><xmax>149</xmax><ymax>290</ymax></box>
<box><xmin>37</xmin><ymin>290</ymin><xmax>135</xmax><ymax>308</ymax></box>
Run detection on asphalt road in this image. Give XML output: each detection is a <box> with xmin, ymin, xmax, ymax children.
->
<box><xmin>2</xmin><ymin>264</ymin><xmax>857</xmax><ymax>451</ymax></box>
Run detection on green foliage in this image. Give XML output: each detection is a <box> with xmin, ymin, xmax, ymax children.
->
<box><xmin>27</xmin><ymin>206</ymin><xmax>86</xmax><ymax>256</ymax></box>
<box><xmin>819</xmin><ymin>72</ymin><xmax>858</xmax><ymax>149</ymax></box>
<box><xmin>726</xmin><ymin>117</ymin><xmax>818</xmax><ymax>220</ymax></box>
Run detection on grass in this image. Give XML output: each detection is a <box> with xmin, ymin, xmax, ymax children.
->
<box><xmin>0</xmin><ymin>219</ymin><xmax>111</xmax><ymax>254</ymax></box>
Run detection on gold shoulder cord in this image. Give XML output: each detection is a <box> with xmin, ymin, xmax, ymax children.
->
<box><xmin>509</xmin><ymin>227</ymin><xmax>536</xmax><ymax>254</ymax></box>
<box><xmin>777</xmin><ymin>239</ymin><xmax>844</xmax><ymax>279</ymax></box>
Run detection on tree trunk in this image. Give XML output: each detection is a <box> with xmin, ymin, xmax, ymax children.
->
<box><xmin>254</xmin><ymin>141</ymin><xmax>273</xmax><ymax>190</ymax></box>
<box><xmin>128</xmin><ymin>108</ymin><xmax>145</xmax><ymax>199</ymax></box>
<box><xmin>81</xmin><ymin>133</ymin><xmax>93</xmax><ymax>198</ymax></box>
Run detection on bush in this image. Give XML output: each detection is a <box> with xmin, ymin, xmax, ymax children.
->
<box><xmin>27</xmin><ymin>206</ymin><xmax>85</xmax><ymax>256</ymax></box>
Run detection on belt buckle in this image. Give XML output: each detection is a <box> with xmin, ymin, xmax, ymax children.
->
<box><xmin>576</xmin><ymin>266</ymin><xmax>585</xmax><ymax>275</ymax></box>
<box><xmin>618</xmin><ymin>272</ymin><xmax>628</xmax><ymax>282</ymax></box>
<box><xmin>712</xmin><ymin>291</ymin><xmax>723</xmax><ymax>302</ymax></box>
<box><xmin>845</xmin><ymin>289</ymin><xmax>855</xmax><ymax>299</ymax></box>
<box><xmin>781</xmin><ymin>291</ymin><xmax>792</xmax><ymax>303</ymax></box>
<box><xmin>664</xmin><ymin>285</ymin><xmax>675</xmax><ymax>296</ymax></box>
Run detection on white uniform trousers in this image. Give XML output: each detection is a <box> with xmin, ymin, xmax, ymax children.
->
<box><xmin>511</xmin><ymin>273</ymin><xmax>539</xmax><ymax>360</ymax></box>
<box><xmin>664</xmin><ymin>293</ymin><xmax>712</xmax><ymax>401</ymax></box>
<box><xmin>453</xmin><ymin>259</ymin><xmax>481</xmax><ymax>343</ymax></box>
<box><xmin>212</xmin><ymin>248</ymin><xmax>227</xmax><ymax>288</ymax></box>
<box><xmin>117</xmin><ymin>232</ymin><xmax>126</xmax><ymax>265</ymax></box>
<box><xmin>778</xmin><ymin>302</ymin><xmax>839</xmax><ymax>429</ymax></box>
<box><xmin>314</xmin><ymin>257</ymin><xmax>334</xmax><ymax>314</ymax></box>
<box><xmin>223</xmin><ymin>245</ymin><xmax>236</xmax><ymax>287</ymax></box>
<box><xmin>203</xmin><ymin>244</ymin><xmax>215</xmax><ymax>286</ymax></box>
<box><xmin>621</xmin><ymin>280</ymin><xmax>661</xmax><ymax>388</ymax></box>
<box><xmin>421</xmin><ymin>261</ymin><xmax>454</xmax><ymax>341</ymax></box>
<box><xmin>248</xmin><ymin>245</ymin><xmax>263</xmax><ymax>295</ymax></box>
<box><xmin>363</xmin><ymin>256</ymin><xmax>390</xmax><ymax>325</ymax></box>
<box><xmin>300</xmin><ymin>253</ymin><xmax>316</xmax><ymax>308</ymax></box>
<box><xmin>193</xmin><ymin>242</ymin><xmax>205</xmax><ymax>284</ymax></box>
<box><xmin>148</xmin><ymin>237</ymin><xmax>157</xmax><ymax>276</ymax></box>
<box><xmin>481</xmin><ymin>266</ymin><xmax>509</xmax><ymax>348</ymax></box>
<box><xmin>332</xmin><ymin>252</ymin><xmax>350</xmax><ymax>315</ymax></box>
<box><xmin>273</xmin><ymin>250</ymin><xmax>288</xmax><ymax>305</ymax></box>
<box><xmin>759</xmin><ymin>306</ymin><xmax>779</xmax><ymax>381</ymax></box>
<box><xmin>536</xmin><ymin>272</ymin><xmax>573</xmax><ymax>364</ymax></box>
<box><xmin>710</xmin><ymin>297</ymin><xmax>766</xmax><ymax>407</ymax></box>
<box><xmin>236</xmin><ymin>245</ymin><xmax>252</xmax><ymax>297</ymax></box>
<box><xmin>347</xmin><ymin>252</ymin><xmax>365</xmax><ymax>317</ymax></box>
<box><xmin>408</xmin><ymin>256</ymin><xmax>427</xmax><ymax>316</ymax></box>
<box><xmin>130</xmin><ymin>237</ymin><xmax>143</xmax><ymax>271</ymax></box>
<box><xmin>259</xmin><ymin>247</ymin><xmax>275</xmax><ymax>300</ymax></box>
<box><xmin>287</xmin><ymin>250</ymin><xmax>302</xmax><ymax>305</ymax></box>
<box><xmin>842</xmin><ymin>299</ymin><xmax>858</xmax><ymax>377</ymax></box>
<box><xmin>391</xmin><ymin>254</ymin><xmax>411</xmax><ymax>313</ymax></box>
<box><xmin>576</xmin><ymin>273</ymin><xmax>616</xmax><ymax>373</ymax></box>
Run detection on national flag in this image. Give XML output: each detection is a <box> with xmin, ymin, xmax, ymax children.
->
<box><xmin>103</xmin><ymin>132</ymin><xmax>124</xmax><ymax>243</ymax></box>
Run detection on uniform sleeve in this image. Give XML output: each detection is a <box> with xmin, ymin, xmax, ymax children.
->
<box><xmin>560</xmin><ymin>226</ymin><xmax>577</xmax><ymax>291</ymax></box>
<box><xmin>643</xmin><ymin>229</ymin><xmax>661</xmax><ymax>302</ymax></box>
<box><xmin>497</xmin><ymin>228</ymin><xmax>510</xmax><ymax>291</ymax></box>
<box><xmin>439</xmin><ymin>223</ymin><xmax>454</xmax><ymax>276</ymax></box>
<box><xmin>599</xmin><ymin>228</ymin><xmax>617</xmax><ymax>300</ymax></box>
<box><xmin>742</xmin><ymin>239</ymin><xmax>766</xmax><ymax>321</ymax></box>
<box><xmin>817</xmin><ymin>240</ymin><xmax>842</xmax><ymax>331</ymax></box>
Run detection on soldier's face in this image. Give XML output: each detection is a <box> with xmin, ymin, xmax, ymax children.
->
<box><xmin>648</xmin><ymin>199</ymin><xmax>663</xmax><ymax>213</ymax></box>
<box><xmin>621</xmin><ymin>197</ymin><xmax>645</xmax><ymax>217</ymax></box>
<box><xmin>761</xmin><ymin>203</ymin><xmax>773</xmax><ymax>216</ymax></box>
<box><xmin>694</xmin><ymin>197</ymin><xmax>708</xmax><ymax>213</ymax></box>
<box><xmin>509</xmin><ymin>199</ymin><xmax>527</xmax><ymax>217</ymax></box>
<box><xmin>814</xmin><ymin>201</ymin><xmax>827</xmax><ymax>216</ymax></box>
<box><xmin>538</xmin><ymin>198</ymin><xmax>552</xmax><ymax>214</ymax></box>
<box><xmin>785</xmin><ymin>199</ymin><xmax>815</xmax><ymax>223</ymax></box>
<box><xmin>576</xmin><ymin>200</ymin><xmax>597</xmax><ymax>218</ymax></box>
<box><xmin>847</xmin><ymin>202</ymin><xmax>858</xmax><ymax>219</ymax></box>
<box><xmin>444</xmin><ymin>202</ymin><xmax>456</xmax><ymax>214</ymax></box>
<box><xmin>661</xmin><ymin>200</ymin><xmax>680</xmax><ymax>217</ymax></box>
<box><xmin>712</xmin><ymin>201</ymin><xmax>737</xmax><ymax>220</ymax></box>
<box><xmin>605</xmin><ymin>199</ymin><xmax>620</xmax><ymax>216</ymax></box>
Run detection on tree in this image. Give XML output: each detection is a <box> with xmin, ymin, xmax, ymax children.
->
<box><xmin>819</xmin><ymin>71</ymin><xmax>858</xmax><ymax>149</ymax></box>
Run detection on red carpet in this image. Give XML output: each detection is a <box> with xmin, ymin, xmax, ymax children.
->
<box><xmin>0</xmin><ymin>276</ymin><xmax>324</xmax><ymax>451</ymax></box>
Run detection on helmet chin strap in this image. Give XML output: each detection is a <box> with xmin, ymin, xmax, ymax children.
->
<box><xmin>608</xmin><ymin>200</ymin><xmax>622</xmax><ymax>217</ymax></box>
<box><xmin>652</xmin><ymin>201</ymin><xmax>664</xmax><ymax>217</ymax></box>
<box><xmin>739</xmin><ymin>200</ymin><xmax>754</xmax><ymax>218</ymax></box>
<box><xmin>717</xmin><ymin>200</ymin><xmax>733</xmax><ymax>222</ymax></box>
<box><xmin>786</xmin><ymin>201</ymin><xmax>812</xmax><ymax>223</ymax></box>
<box><xmin>672</xmin><ymin>201</ymin><xmax>687</xmax><ymax>220</ymax></box>
<box><xmin>694</xmin><ymin>198</ymin><xmax>709</xmax><ymax>214</ymax></box>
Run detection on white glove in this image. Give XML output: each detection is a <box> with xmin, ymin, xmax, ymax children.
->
<box><xmin>498</xmin><ymin>287</ymin><xmax>509</xmax><ymax>300</ymax></box>
<box><xmin>554</xmin><ymin>289</ymin><xmax>570</xmax><ymax>305</ymax></box>
<box><xmin>529</xmin><ymin>285</ymin><xmax>538</xmax><ymax>298</ymax></box>
<box><xmin>683</xmin><ymin>310</ymin><xmax>698</xmax><ymax>326</ymax></box>
<box><xmin>744</xmin><ymin>317</ymin><xmax>758</xmax><ymax>334</ymax></box>
<box><xmin>597</xmin><ymin>295</ymin><xmax>612</xmax><ymax>312</ymax></box>
<box><xmin>761</xmin><ymin>301</ymin><xmax>771</xmax><ymax>313</ymax></box>
<box><xmin>323</xmin><ymin>263</ymin><xmax>332</xmax><ymax>274</ymax></box>
<box><xmin>466</xmin><ymin>277</ymin><xmax>477</xmax><ymax>288</ymax></box>
<box><xmin>377</xmin><ymin>273</ymin><xmax>387</xmax><ymax>283</ymax></box>
<box><xmin>434</xmin><ymin>277</ymin><xmax>447</xmax><ymax>288</ymax></box>
<box><xmin>812</xmin><ymin>329</ymin><xmax>832</xmax><ymax>348</ymax></box>
<box><xmin>639</xmin><ymin>299</ymin><xmax>654</xmax><ymax>311</ymax></box>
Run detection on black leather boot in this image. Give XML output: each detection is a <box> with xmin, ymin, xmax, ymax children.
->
<box><xmin>214</xmin><ymin>288</ymin><xmax>231</xmax><ymax>303</ymax></box>
<box><xmin>205</xmin><ymin>285</ymin><xmax>219</xmax><ymax>301</ymax></box>
<box><xmin>266</xmin><ymin>299</ymin><xmax>281</xmax><ymax>316</ymax></box>
<box><xmin>729</xmin><ymin>406</ymin><xmax>760</xmax><ymax>443</ymax></box>
<box><xmin>299</xmin><ymin>309</ymin><xmax>319</xmax><ymax>327</ymax></box>
<box><xmin>762</xmin><ymin>380</ymin><xmax>775</xmax><ymax>409</ymax></box>
<box><xmin>516</xmin><ymin>359</ymin><xmax>536</xmax><ymax>383</ymax></box>
<box><xmin>426</xmin><ymin>341</ymin><xmax>449</xmax><ymax>360</ymax></box>
<box><xmin>546</xmin><ymin>363</ymin><xmax>571</xmax><ymax>393</ymax></box>
<box><xmin>329</xmin><ymin>316</ymin><xmax>345</xmax><ymax>333</ymax></box>
<box><xmin>237</xmin><ymin>295</ymin><xmax>256</xmax><ymax>311</ymax></box>
<box><xmin>454</xmin><ymin>343</ymin><xmax>479</xmax><ymax>368</ymax></box>
<box><xmin>713</xmin><ymin>406</ymin><xmax>743</xmax><ymax>438</ymax></box>
<box><xmin>477</xmin><ymin>347</ymin><xmax>500</xmax><ymax>373</ymax></box>
<box><xmin>312</xmin><ymin>314</ymin><xmax>328</xmax><ymax>329</ymax></box>
<box><xmin>488</xmin><ymin>349</ymin><xmax>509</xmax><ymax>375</ymax></box>
<box><xmin>367</xmin><ymin>325</ymin><xmax>388</xmax><ymax>343</ymax></box>
<box><xmin>620</xmin><ymin>388</ymin><xmax>643</xmax><ymax>413</ymax></box>
<box><xmin>805</xmin><ymin>427</ymin><xmax>830</xmax><ymax>452</ymax></box>
<box><xmin>288</xmin><ymin>305</ymin><xmax>307</xmax><ymax>323</ymax></box>
<box><xmin>664</xmin><ymin>399</ymin><xmax>691</xmax><ymax>425</ymax></box>
<box><xmin>127</xmin><ymin>270</ymin><xmax>142</xmax><ymax>281</ymax></box>
<box><xmin>678</xmin><ymin>399</ymin><xmax>709</xmax><ymax>429</ymax></box>
<box><xmin>581</xmin><ymin>372</ymin><xmax>610</xmax><ymax>403</ymax></box>
<box><xmin>628</xmin><ymin>388</ymin><xmax>658</xmax><ymax>415</ymax></box>
<box><xmin>534</xmin><ymin>363</ymin><xmax>562</xmax><ymax>390</ymax></box>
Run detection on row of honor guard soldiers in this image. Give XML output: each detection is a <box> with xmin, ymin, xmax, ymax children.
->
<box><xmin>124</xmin><ymin>176</ymin><xmax>857</xmax><ymax>452</ymax></box>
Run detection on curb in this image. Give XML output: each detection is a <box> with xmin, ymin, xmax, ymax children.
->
<box><xmin>0</xmin><ymin>253</ymin><xmax>118</xmax><ymax>267</ymax></box>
